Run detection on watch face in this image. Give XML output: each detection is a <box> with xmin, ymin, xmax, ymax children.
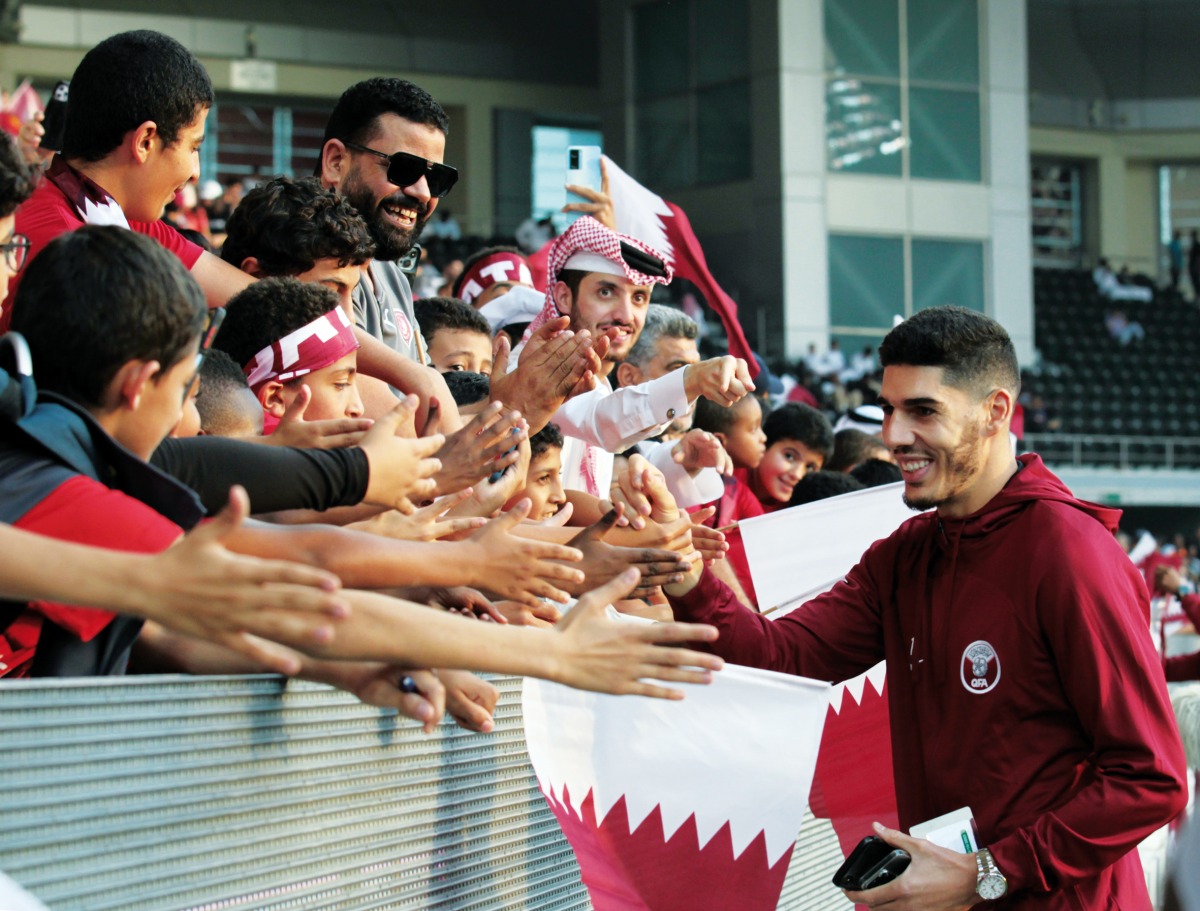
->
<box><xmin>979</xmin><ymin>874</ymin><xmax>1007</xmax><ymax>900</ymax></box>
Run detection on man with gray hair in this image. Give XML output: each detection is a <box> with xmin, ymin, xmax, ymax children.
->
<box><xmin>617</xmin><ymin>304</ymin><xmax>702</xmax><ymax>437</ymax></box>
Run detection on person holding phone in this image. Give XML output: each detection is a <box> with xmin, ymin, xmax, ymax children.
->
<box><xmin>664</xmin><ymin>307</ymin><xmax>1187</xmax><ymax>910</ymax></box>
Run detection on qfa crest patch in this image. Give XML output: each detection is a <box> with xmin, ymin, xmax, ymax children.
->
<box><xmin>960</xmin><ymin>640</ymin><xmax>1001</xmax><ymax>695</ymax></box>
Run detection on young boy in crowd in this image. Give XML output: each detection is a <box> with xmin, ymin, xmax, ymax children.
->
<box><xmin>195</xmin><ymin>349</ymin><xmax>264</xmax><ymax>438</ymax></box>
<box><xmin>692</xmin><ymin>395</ymin><xmax>768</xmax><ymax>606</ymax></box>
<box><xmin>503</xmin><ymin>423</ymin><xmax>567</xmax><ymax>522</ymax></box>
<box><xmin>740</xmin><ymin>402</ymin><xmax>833</xmax><ymax>512</ymax></box>
<box><xmin>214</xmin><ymin>278</ymin><xmax>364</xmax><ymax>434</ymax></box>
<box><xmin>412</xmin><ymin>296</ymin><xmax>494</xmax><ymax>375</ymax></box>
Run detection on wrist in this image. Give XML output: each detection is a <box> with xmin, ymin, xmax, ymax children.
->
<box><xmin>683</xmin><ymin>362</ymin><xmax>700</xmax><ymax>401</ymax></box>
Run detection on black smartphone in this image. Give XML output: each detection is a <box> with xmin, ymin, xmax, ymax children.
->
<box><xmin>40</xmin><ymin>81</ymin><xmax>70</xmax><ymax>152</ymax></box>
<box><xmin>831</xmin><ymin>835</ymin><xmax>911</xmax><ymax>891</ymax></box>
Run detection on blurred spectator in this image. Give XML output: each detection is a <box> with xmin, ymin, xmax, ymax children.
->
<box><xmin>788</xmin><ymin>470</ymin><xmax>865</xmax><ymax>506</ymax></box>
<box><xmin>1104</xmin><ymin>308</ymin><xmax>1145</xmax><ymax>346</ymax></box>
<box><xmin>826</xmin><ymin>428</ymin><xmax>891</xmax><ymax>473</ymax></box>
<box><xmin>1168</xmin><ymin>229</ymin><xmax>1183</xmax><ymax>292</ymax></box>
<box><xmin>1093</xmin><ymin>258</ymin><xmax>1152</xmax><ymax>303</ymax></box>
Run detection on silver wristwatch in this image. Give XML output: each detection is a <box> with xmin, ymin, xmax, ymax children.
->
<box><xmin>975</xmin><ymin>847</ymin><xmax>1008</xmax><ymax>900</ymax></box>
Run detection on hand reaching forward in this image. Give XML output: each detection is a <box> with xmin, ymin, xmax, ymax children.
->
<box><xmin>567</xmin><ymin>507</ymin><xmax>689</xmax><ymax>598</ymax></box>
<box><xmin>489</xmin><ymin>316</ymin><xmax>602</xmax><ymax>432</ymax></box>
<box><xmin>460</xmin><ymin>499</ymin><xmax>585</xmax><ymax>605</ymax></box>
<box><xmin>129</xmin><ymin>485</ymin><xmax>349</xmax><ymax>663</ymax></box>
<box><xmin>266</xmin><ymin>383</ymin><xmax>374</xmax><ymax>449</ymax></box>
<box><xmin>359</xmin><ymin>394</ymin><xmax>445</xmax><ymax>514</ymax></box>
<box><xmin>430</xmin><ymin>402</ymin><xmax>528</xmax><ymax>496</ymax></box>
<box><xmin>550</xmin><ymin>567</ymin><xmax>723</xmax><ymax>700</ymax></box>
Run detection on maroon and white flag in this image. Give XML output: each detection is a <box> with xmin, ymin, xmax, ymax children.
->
<box><xmin>523</xmin><ymin>655</ymin><xmax>829</xmax><ymax>911</ymax></box>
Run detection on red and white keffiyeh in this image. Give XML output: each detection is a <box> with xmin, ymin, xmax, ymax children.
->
<box><xmin>243</xmin><ymin>306</ymin><xmax>359</xmax><ymax>393</ymax></box>
<box><xmin>522</xmin><ymin>216</ymin><xmax>673</xmax><ymax>346</ymax></box>
<box><xmin>457</xmin><ymin>251</ymin><xmax>533</xmax><ymax>305</ymax></box>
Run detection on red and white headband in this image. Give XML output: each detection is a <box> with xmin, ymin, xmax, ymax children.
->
<box><xmin>243</xmin><ymin>306</ymin><xmax>359</xmax><ymax>393</ymax></box>
<box><xmin>457</xmin><ymin>252</ymin><xmax>534</xmax><ymax>305</ymax></box>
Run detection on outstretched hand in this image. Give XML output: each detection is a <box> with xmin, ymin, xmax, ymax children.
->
<box><xmin>358</xmin><ymin>395</ymin><xmax>445</xmax><ymax>514</ymax></box>
<box><xmin>462</xmin><ymin>498</ymin><xmax>585</xmax><ymax>605</ymax></box>
<box><xmin>489</xmin><ymin>316</ymin><xmax>603</xmax><ymax>432</ymax></box>
<box><xmin>551</xmin><ymin>567</ymin><xmax>723</xmax><ymax>700</ymax></box>
<box><xmin>129</xmin><ymin>486</ymin><xmax>349</xmax><ymax>667</ymax></box>
<box><xmin>267</xmin><ymin>383</ymin><xmax>375</xmax><ymax>449</ymax></box>
<box><xmin>568</xmin><ymin>507</ymin><xmax>689</xmax><ymax>598</ymax></box>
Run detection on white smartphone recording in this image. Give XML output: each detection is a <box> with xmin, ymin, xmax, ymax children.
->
<box><xmin>564</xmin><ymin>145</ymin><xmax>603</xmax><ymax>226</ymax></box>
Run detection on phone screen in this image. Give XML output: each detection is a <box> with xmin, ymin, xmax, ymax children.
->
<box><xmin>563</xmin><ymin>145</ymin><xmax>603</xmax><ymax>227</ymax></box>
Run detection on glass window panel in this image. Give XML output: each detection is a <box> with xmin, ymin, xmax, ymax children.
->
<box><xmin>697</xmin><ymin>0</ymin><xmax>749</xmax><ymax>85</ymax></box>
<box><xmin>907</xmin><ymin>0</ymin><xmax>979</xmax><ymax>85</ymax></box>
<box><xmin>909</xmin><ymin>87</ymin><xmax>981</xmax><ymax>181</ymax></box>
<box><xmin>826</xmin><ymin>78</ymin><xmax>903</xmax><ymax>176</ymax></box>
<box><xmin>824</xmin><ymin>0</ymin><xmax>900</xmax><ymax>78</ymax></box>
<box><xmin>634</xmin><ymin>1</ymin><xmax>689</xmax><ymax>100</ymax></box>
<box><xmin>636</xmin><ymin>96</ymin><xmax>695</xmax><ymax>190</ymax></box>
<box><xmin>698</xmin><ymin>82</ymin><xmax>751</xmax><ymax>184</ymax></box>
<box><xmin>912</xmin><ymin>239</ymin><xmax>985</xmax><ymax>313</ymax></box>
<box><xmin>829</xmin><ymin>234</ymin><xmax>905</xmax><ymax>329</ymax></box>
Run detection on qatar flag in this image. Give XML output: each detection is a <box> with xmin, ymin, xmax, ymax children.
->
<box><xmin>741</xmin><ymin>486</ymin><xmax>907</xmax><ymax>870</ymax></box>
<box><xmin>523</xmin><ymin>658</ymin><xmax>829</xmax><ymax>911</ymax></box>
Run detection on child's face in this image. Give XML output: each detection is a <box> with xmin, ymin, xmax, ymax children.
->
<box><xmin>719</xmin><ymin>395</ymin><xmax>767</xmax><ymax>470</ymax></box>
<box><xmin>429</xmin><ymin>328</ymin><xmax>493</xmax><ymax>375</ymax></box>
<box><xmin>268</xmin><ymin>352</ymin><xmax>364</xmax><ymax>421</ymax></box>
<box><xmin>756</xmin><ymin>438</ymin><xmax>825</xmax><ymax>503</ymax></box>
<box><xmin>509</xmin><ymin>447</ymin><xmax>566</xmax><ymax>520</ymax></box>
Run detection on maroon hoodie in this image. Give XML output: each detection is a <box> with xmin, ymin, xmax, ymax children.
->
<box><xmin>670</xmin><ymin>454</ymin><xmax>1187</xmax><ymax>909</ymax></box>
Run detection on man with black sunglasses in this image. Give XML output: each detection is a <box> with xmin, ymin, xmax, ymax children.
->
<box><xmin>318</xmin><ymin>79</ymin><xmax>450</xmax><ymax>377</ymax></box>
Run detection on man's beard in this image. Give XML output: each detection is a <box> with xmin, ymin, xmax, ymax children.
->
<box><xmin>342</xmin><ymin>180</ymin><xmax>430</xmax><ymax>262</ymax></box>
<box><xmin>901</xmin><ymin>420</ymin><xmax>982</xmax><ymax>512</ymax></box>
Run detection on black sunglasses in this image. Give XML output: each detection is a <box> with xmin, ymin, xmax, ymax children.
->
<box><xmin>342</xmin><ymin>140</ymin><xmax>459</xmax><ymax>198</ymax></box>
<box><xmin>185</xmin><ymin>307</ymin><xmax>226</xmax><ymax>404</ymax></box>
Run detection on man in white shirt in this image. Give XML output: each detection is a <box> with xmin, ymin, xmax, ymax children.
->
<box><xmin>518</xmin><ymin>216</ymin><xmax>753</xmax><ymax>499</ymax></box>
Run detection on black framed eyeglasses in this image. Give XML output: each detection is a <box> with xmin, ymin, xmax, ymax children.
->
<box><xmin>342</xmin><ymin>140</ymin><xmax>459</xmax><ymax>198</ymax></box>
<box><xmin>185</xmin><ymin>307</ymin><xmax>226</xmax><ymax>403</ymax></box>
<box><xmin>1</xmin><ymin>234</ymin><xmax>30</xmax><ymax>273</ymax></box>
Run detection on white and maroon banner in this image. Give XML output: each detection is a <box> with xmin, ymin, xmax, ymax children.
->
<box><xmin>523</xmin><ymin>658</ymin><xmax>829</xmax><ymax>911</ymax></box>
<box><xmin>741</xmin><ymin>483</ymin><xmax>915</xmax><ymax>863</ymax></box>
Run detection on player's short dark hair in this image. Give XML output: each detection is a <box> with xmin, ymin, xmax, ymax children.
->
<box><xmin>321</xmin><ymin>78</ymin><xmax>449</xmax><ymax>154</ymax></box>
<box><xmin>196</xmin><ymin>348</ymin><xmax>253</xmax><ymax>434</ymax></box>
<box><xmin>221</xmin><ymin>176</ymin><xmax>375</xmax><ymax>275</ymax></box>
<box><xmin>763</xmin><ymin>403</ymin><xmax>834</xmax><ymax>457</ymax></box>
<box><xmin>413</xmin><ymin>296</ymin><xmax>491</xmax><ymax>342</ymax></box>
<box><xmin>530</xmin><ymin>422</ymin><xmax>564</xmax><ymax>460</ymax></box>
<box><xmin>452</xmin><ymin>245</ymin><xmax>524</xmax><ymax>298</ymax></box>
<box><xmin>879</xmin><ymin>306</ymin><xmax>1020</xmax><ymax>399</ymax></box>
<box><xmin>62</xmin><ymin>30</ymin><xmax>214</xmax><ymax>162</ymax></box>
<box><xmin>789</xmin><ymin>470</ymin><xmax>865</xmax><ymax>506</ymax></box>
<box><xmin>214</xmin><ymin>278</ymin><xmax>340</xmax><ymax>370</ymax></box>
<box><xmin>0</xmin><ymin>134</ymin><xmax>35</xmax><ymax>218</ymax></box>
<box><xmin>849</xmin><ymin>458</ymin><xmax>903</xmax><ymax>488</ymax></box>
<box><xmin>826</xmin><ymin>428</ymin><xmax>889</xmax><ymax>473</ymax></box>
<box><xmin>442</xmin><ymin>370</ymin><xmax>490</xmax><ymax>408</ymax></box>
<box><xmin>11</xmin><ymin>226</ymin><xmax>206</xmax><ymax>407</ymax></box>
